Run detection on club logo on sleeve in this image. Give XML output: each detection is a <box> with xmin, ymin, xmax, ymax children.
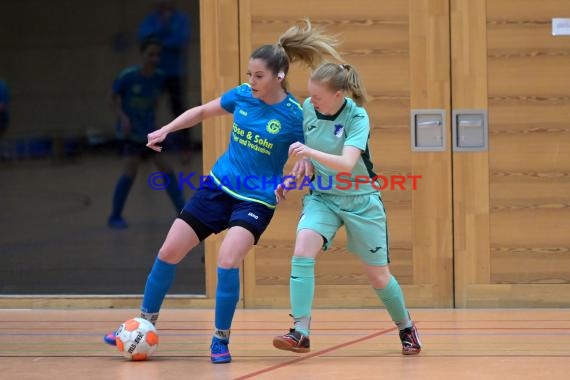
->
<box><xmin>266</xmin><ymin>119</ymin><xmax>281</xmax><ymax>134</ymax></box>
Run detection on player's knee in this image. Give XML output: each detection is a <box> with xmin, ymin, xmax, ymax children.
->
<box><xmin>157</xmin><ymin>244</ymin><xmax>183</xmax><ymax>264</ymax></box>
<box><xmin>217</xmin><ymin>254</ymin><xmax>240</xmax><ymax>269</ymax></box>
<box><xmin>368</xmin><ymin>268</ymin><xmax>392</xmax><ymax>289</ymax></box>
<box><xmin>293</xmin><ymin>244</ymin><xmax>319</xmax><ymax>258</ymax></box>
<box><xmin>373</xmin><ymin>276</ymin><xmax>391</xmax><ymax>289</ymax></box>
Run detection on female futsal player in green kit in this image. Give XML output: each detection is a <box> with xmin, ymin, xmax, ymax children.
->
<box><xmin>273</xmin><ymin>62</ymin><xmax>422</xmax><ymax>355</ymax></box>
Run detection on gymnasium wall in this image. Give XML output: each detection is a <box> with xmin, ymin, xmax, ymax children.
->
<box><xmin>201</xmin><ymin>0</ymin><xmax>570</xmax><ymax>308</ymax></box>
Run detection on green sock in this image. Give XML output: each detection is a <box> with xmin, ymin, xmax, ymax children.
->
<box><xmin>375</xmin><ymin>276</ymin><xmax>412</xmax><ymax>330</ymax></box>
<box><xmin>290</xmin><ymin>256</ymin><xmax>315</xmax><ymax>336</ymax></box>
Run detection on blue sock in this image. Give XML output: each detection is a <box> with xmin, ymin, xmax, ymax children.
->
<box><xmin>215</xmin><ymin>267</ymin><xmax>240</xmax><ymax>334</ymax></box>
<box><xmin>141</xmin><ymin>257</ymin><xmax>177</xmax><ymax>314</ymax></box>
<box><xmin>165</xmin><ymin>172</ymin><xmax>185</xmax><ymax>212</ymax></box>
<box><xmin>110</xmin><ymin>175</ymin><xmax>134</xmax><ymax>218</ymax></box>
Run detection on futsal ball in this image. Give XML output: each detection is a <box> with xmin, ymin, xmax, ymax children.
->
<box><xmin>115</xmin><ymin>317</ymin><xmax>159</xmax><ymax>361</ymax></box>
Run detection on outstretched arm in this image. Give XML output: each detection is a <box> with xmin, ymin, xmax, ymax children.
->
<box><xmin>147</xmin><ymin>97</ymin><xmax>228</xmax><ymax>151</ymax></box>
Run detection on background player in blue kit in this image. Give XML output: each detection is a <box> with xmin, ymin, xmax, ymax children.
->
<box><xmin>273</xmin><ymin>62</ymin><xmax>422</xmax><ymax>355</ymax></box>
<box><xmin>108</xmin><ymin>38</ymin><xmax>185</xmax><ymax>229</ymax></box>
<box><xmin>104</xmin><ymin>20</ymin><xmax>342</xmax><ymax>363</ymax></box>
<box><xmin>138</xmin><ymin>0</ymin><xmax>192</xmax><ymax>158</ymax></box>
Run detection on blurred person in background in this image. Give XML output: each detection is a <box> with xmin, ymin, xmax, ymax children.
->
<box><xmin>138</xmin><ymin>0</ymin><xmax>192</xmax><ymax>161</ymax></box>
<box><xmin>108</xmin><ymin>38</ymin><xmax>185</xmax><ymax>229</ymax></box>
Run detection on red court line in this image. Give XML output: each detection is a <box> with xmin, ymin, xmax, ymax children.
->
<box><xmin>233</xmin><ymin>326</ymin><xmax>398</xmax><ymax>380</ymax></box>
<box><xmin>2</xmin><ymin>326</ymin><xmax>569</xmax><ymax>332</ymax></box>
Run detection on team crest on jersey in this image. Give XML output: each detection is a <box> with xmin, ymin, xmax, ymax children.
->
<box><xmin>334</xmin><ymin>124</ymin><xmax>344</xmax><ymax>137</ymax></box>
<box><xmin>266</xmin><ymin>119</ymin><xmax>281</xmax><ymax>134</ymax></box>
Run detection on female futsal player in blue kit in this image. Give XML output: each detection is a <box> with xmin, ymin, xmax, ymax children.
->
<box><xmin>104</xmin><ymin>20</ymin><xmax>342</xmax><ymax>363</ymax></box>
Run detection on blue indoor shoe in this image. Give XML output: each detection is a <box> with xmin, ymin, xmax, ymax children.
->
<box><xmin>107</xmin><ymin>216</ymin><xmax>128</xmax><ymax>229</ymax></box>
<box><xmin>210</xmin><ymin>336</ymin><xmax>231</xmax><ymax>364</ymax></box>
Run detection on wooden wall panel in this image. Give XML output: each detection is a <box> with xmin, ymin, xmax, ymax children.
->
<box><xmin>239</xmin><ymin>0</ymin><xmax>453</xmax><ymax>308</ymax></box>
<box><xmin>248</xmin><ymin>0</ymin><xmax>409</xmax><ymax>20</ymax></box>
<box><xmin>200</xmin><ymin>0</ymin><xmax>240</xmax><ymax>298</ymax></box>
<box><xmin>205</xmin><ymin>0</ymin><xmax>570</xmax><ymax>309</ymax></box>
<box><xmin>489</xmin><ymin>57</ymin><xmax>570</xmax><ymax>95</ymax></box>
<box><xmin>242</xmin><ymin>0</ymin><xmax>418</xmax><ymax>308</ymax></box>
<box><xmin>408</xmin><ymin>0</ymin><xmax>454</xmax><ymax>306</ymax></box>
<box><xmin>487</xmin><ymin>0</ymin><xmax>570</xmax><ymax>291</ymax></box>
<box><xmin>454</xmin><ymin>0</ymin><xmax>570</xmax><ymax>306</ymax></box>
<box><xmin>451</xmin><ymin>0</ymin><xmax>491</xmax><ymax>305</ymax></box>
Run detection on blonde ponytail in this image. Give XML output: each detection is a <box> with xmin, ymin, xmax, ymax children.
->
<box><xmin>249</xmin><ymin>19</ymin><xmax>342</xmax><ymax>90</ymax></box>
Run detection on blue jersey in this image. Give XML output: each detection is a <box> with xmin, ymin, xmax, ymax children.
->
<box><xmin>211</xmin><ymin>84</ymin><xmax>304</xmax><ymax>208</ymax></box>
<box><xmin>112</xmin><ymin>66</ymin><xmax>165</xmax><ymax>143</ymax></box>
<box><xmin>138</xmin><ymin>10</ymin><xmax>190</xmax><ymax>77</ymax></box>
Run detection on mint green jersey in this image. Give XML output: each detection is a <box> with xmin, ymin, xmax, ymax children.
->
<box><xmin>303</xmin><ymin>97</ymin><xmax>379</xmax><ymax>196</ymax></box>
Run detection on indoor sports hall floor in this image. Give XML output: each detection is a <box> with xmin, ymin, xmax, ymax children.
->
<box><xmin>1</xmin><ymin>308</ymin><xmax>569</xmax><ymax>380</ymax></box>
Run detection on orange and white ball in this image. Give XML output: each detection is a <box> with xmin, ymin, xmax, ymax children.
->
<box><xmin>115</xmin><ymin>317</ymin><xmax>159</xmax><ymax>361</ymax></box>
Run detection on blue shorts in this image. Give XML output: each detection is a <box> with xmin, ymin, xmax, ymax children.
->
<box><xmin>179</xmin><ymin>176</ymin><xmax>275</xmax><ymax>244</ymax></box>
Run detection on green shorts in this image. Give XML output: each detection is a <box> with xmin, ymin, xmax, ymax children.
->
<box><xmin>297</xmin><ymin>192</ymin><xmax>390</xmax><ymax>266</ymax></box>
